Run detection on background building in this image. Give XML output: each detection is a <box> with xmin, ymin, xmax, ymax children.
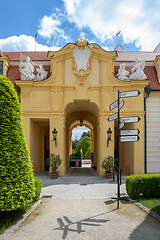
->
<box><xmin>1</xmin><ymin>38</ymin><xmax>159</xmax><ymax>176</ymax></box>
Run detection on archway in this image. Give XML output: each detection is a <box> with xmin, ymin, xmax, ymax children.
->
<box><xmin>65</xmin><ymin>101</ymin><xmax>99</xmax><ymax>174</ymax></box>
<box><xmin>70</xmin><ymin>125</ymin><xmax>92</xmax><ymax>168</ymax></box>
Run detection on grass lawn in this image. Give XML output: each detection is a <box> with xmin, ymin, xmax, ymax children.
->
<box><xmin>0</xmin><ymin>201</ymin><xmax>36</xmax><ymax>234</ymax></box>
<box><xmin>137</xmin><ymin>198</ymin><xmax>160</xmax><ymax>215</ymax></box>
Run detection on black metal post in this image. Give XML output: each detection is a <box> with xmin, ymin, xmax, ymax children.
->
<box><xmin>113</xmin><ymin>167</ymin><xmax>115</xmax><ymax>181</ymax></box>
<box><xmin>117</xmin><ymin>90</ymin><xmax>120</xmax><ymax>209</ymax></box>
<box><xmin>119</xmin><ymin>168</ymin><xmax>121</xmax><ymax>185</ymax></box>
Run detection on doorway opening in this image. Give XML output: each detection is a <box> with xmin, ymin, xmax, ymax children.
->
<box><xmin>65</xmin><ymin>101</ymin><xmax>99</xmax><ymax>176</ymax></box>
<box><xmin>30</xmin><ymin>118</ymin><xmax>49</xmax><ymax>173</ymax></box>
<box><xmin>71</xmin><ymin>126</ymin><xmax>92</xmax><ymax>168</ymax></box>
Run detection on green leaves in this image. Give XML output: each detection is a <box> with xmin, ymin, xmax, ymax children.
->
<box><xmin>101</xmin><ymin>156</ymin><xmax>114</xmax><ymax>173</ymax></box>
<box><xmin>126</xmin><ymin>173</ymin><xmax>160</xmax><ymax>199</ymax></box>
<box><xmin>46</xmin><ymin>154</ymin><xmax>62</xmax><ymax>172</ymax></box>
<box><xmin>0</xmin><ymin>76</ymin><xmax>35</xmax><ymax>211</ymax></box>
<box><xmin>75</xmin><ymin>136</ymin><xmax>91</xmax><ymax>159</ymax></box>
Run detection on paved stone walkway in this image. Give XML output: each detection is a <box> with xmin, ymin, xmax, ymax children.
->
<box><xmin>36</xmin><ymin>168</ymin><xmax>127</xmax><ymax>199</ymax></box>
<box><xmin>1</xmin><ymin>169</ymin><xmax>160</xmax><ymax>240</ymax></box>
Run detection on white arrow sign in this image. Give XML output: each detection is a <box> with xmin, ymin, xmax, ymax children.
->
<box><xmin>120</xmin><ymin>136</ymin><xmax>140</xmax><ymax>142</ymax></box>
<box><xmin>120</xmin><ymin>116</ymin><xmax>141</xmax><ymax>123</ymax></box>
<box><xmin>120</xmin><ymin>90</ymin><xmax>141</xmax><ymax>98</ymax></box>
<box><xmin>119</xmin><ymin>120</ymin><xmax>125</xmax><ymax>130</ymax></box>
<box><xmin>120</xmin><ymin>129</ymin><xmax>139</xmax><ymax>136</ymax></box>
<box><xmin>108</xmin><ymin>112</ymin><xmax>118</xmax><ymax>122</ymax></box>
<box><xmin>119</xmin><ymin>99</ymin><xmax>125</xmax><ymax>110</ymax></box>
<box><xmin>109</xmin><ymin>99</ymin><xmax>125</xmax><ymax>111</ymax></box>
<box><xmin>110</xmin><ymin>100</ymin><xmax>118</xmax><ymax>111</ymax></box>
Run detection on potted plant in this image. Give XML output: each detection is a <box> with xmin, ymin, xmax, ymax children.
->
<box><xmin>46</xmin><ymin>154</ymin><xmax>62</xmax><ymax>179</ymax></box>
<box><xmin>101</xmin><ymin>156</ymin><xmax>114</xmax><ymax>179</ymax></box>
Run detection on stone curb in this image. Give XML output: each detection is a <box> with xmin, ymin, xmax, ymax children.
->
<box><xmin>129</xmin><ymin>198</ymin><xmax>160</xmax><ymax>222</ymax></box>
<box><xmin>0</xmin><ymin>199</ymin><xmax>43</xmax><ymax>240</ymax></box>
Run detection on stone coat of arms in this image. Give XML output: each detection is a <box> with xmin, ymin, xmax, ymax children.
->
<box><xmin>72</xmin><ymin>38</ymin><xmax>92</xmax><ymax>80</ymax></box>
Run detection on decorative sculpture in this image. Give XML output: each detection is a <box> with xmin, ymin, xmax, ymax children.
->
<box><xmin>75</xmin><ymin>37</ymin><xmax>88</xmax><ymax>47</ymax></box>
<box><xmin>19</xmin><ymin>56</ymin><xmax>35</xmax><ymax>80</ymax></box>
<box><xmin>117</xmin><ymin>63</ymin><xmax>129</xmax><ymax>80</ymax></box>
<box><xmin>36</xmin><ymin>64</ymin><xmax>47</xmax><ymax>81</ymax></box>
<box><xmin>19</xmin><ymin>56</ymin><xmax>47</xmax><ymax>81</ymax></box>
<box><xmin>130</xmin><ymin>58</ymin><xmax>147</xmax><ymax>80</ymax></box>
<box><xmin>116</xmin><ymin>58</ymin><xmax>147</xmax><ymax>81</ymax></box>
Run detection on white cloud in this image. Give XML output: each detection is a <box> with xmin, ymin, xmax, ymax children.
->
<box><xmin>62</xmin><ymin>0</ymin><xmax>160</xmax><ymax>50</ymax></box>
<box><xmin>38</xmin><ymin>14</ymin><xmax>69</xmax><ymax>42</ymax></box>
<box><xmin>0</xmin><ymin>35</ymin><xmax>60</xmax><ymax>52</ymax></box>
<box><xmin>72</xmin><ymin>127</ymin><xmax>89</xmax><ymax>140</ymax></box>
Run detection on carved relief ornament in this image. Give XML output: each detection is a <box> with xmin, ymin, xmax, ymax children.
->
<box><xmin>72</xmin><ymin>38</ymin><xmax>92</xmax><ymax>81</ymax></box>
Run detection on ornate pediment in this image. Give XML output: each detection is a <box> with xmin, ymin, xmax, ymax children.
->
<box><xmin>72</xmin><ymin>38</ymin><xmax>92</xmax><ymax>81</ymax></box>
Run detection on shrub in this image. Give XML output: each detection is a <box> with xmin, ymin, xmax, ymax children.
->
<box><xmin>126</xmin><ymin>173</ymin><xmax>160</xmax><ymax>199</ymax></box>
<box><xmin>34</xmin><ymin>177</ymin><xmax>42</xmax><ymax>200</ymax></box>
<box><xmin>46</xmin><ymin>154</ymin><xmax>62</xmax><ymax>172</ymax></box>
<box><xmin>101</xmin><ymin>156</ymin><xmax>114</xmax><ymax>173</ymax></box>
<box><xmin>0</xmin><ymin>76</ymin><xmax>35</xmax><ymax>211</ymax></box>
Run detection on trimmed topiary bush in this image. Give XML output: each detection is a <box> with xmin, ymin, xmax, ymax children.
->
<box><xmin>34</xmin><ymin>177</ymin><xmax>42</xmax><ymax>200</ymax></box>
<box><xmin>0</xmin><ymin>75</ymin><xmax>35</xmax><ymax>211</ymax></box>
<box><xmin>126</xmin><ymin>173</ymin><xmax>160</xmax><ymax>199</ymax></box>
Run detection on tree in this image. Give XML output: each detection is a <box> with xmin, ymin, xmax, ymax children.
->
<box><xmin>80</xmin><ymin>131</ymin><xmax>90</xmax><ymax>140</ymax></box>
<box><xmin>0</xmin><ymin>76</ymin><xmax>35</xmax><ymax>211</ymax></box>
<box><xmin>75</xmin><ymin>136</ymin><xmax>91</xmax><ymax>158</ymax></box>
<box><xmin>72</xmin><ymin>139</ymin><xmax>79</xmax><ymax>151</ymax></box>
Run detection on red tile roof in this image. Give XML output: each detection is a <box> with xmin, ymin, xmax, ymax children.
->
<box><xmin>115</xmin><ymin>51</ymin><xmax>159</xmax><ymax>62</ymax></box>
<box><xmin>2</xmin><ymin>52</ymin><xmax>49</xmax><ymax>61</ymax></box>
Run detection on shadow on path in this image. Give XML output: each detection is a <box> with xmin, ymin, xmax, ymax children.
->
<box><xmin>54</xmin><ymin>209</ymin><xmax>115</xmax><ymax>239</ymax></box>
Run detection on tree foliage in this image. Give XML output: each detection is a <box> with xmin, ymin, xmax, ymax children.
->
<box><xmin>72</xmin><ymin>139</ymin><xmax>79</xmax><ymax>151</ymax></box>
<box><xmin>80</xmin><ymin>131</ymin><xmax>90</xmax><ymax>140</ymax></box>
<box><xmin>0</xmin><ymin>76</ymin><xmax>35</xmax><ymax>211</ymax></box>
<box><xmin>75</xmin><ymin>136</ymin><xmax>91</xmax><ymax>158</ymax></box>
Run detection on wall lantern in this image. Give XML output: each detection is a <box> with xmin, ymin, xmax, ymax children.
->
<box><xmin>80</xmin><ymin>118</ymin><xmax>83</xmax><ymax>127</ymax></box>
<box><xmin>107</xmin><ymin>127</ymin><xmax>112</xmax><ymax>147</ymax></box>
<box><xmin>80</xmin><ymin>111</ymin><xmax>83</xmax><ymax>127</ymax></box>
<box><xmin>52</xmin><ymin>128</ymin><xmax>57</xmax><ymax>147</ymax></box>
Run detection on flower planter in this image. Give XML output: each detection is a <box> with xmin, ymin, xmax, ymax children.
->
<box><xmin>106</xmin><ymin>172</ymin><xmax>113</xmax><ymax>179</ymax></box>
<box><xmin>50</xmin><ymin>171</ymin><xmax>59</xmax><ymax>179</ymax></box>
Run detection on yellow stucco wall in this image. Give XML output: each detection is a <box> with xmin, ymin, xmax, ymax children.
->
<box><xmin>16</xmin><ymin>40</ymin><xmax>149</xmax><ymax>176</ymax></box>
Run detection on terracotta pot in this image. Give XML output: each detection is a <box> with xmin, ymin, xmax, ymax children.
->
<box><xmin>106</xmin><ymin>172</ymin><xmax>113</xmax><ymax>179</ymax></box>
<box><xmin>50</xmin><ymin>171</ymin><xmax>59</xmax><ymax>179</ymax></box>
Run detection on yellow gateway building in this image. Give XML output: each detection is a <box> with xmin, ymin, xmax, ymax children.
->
<box><xmin>1</xmin><ymin>38</ymin><xmax>160</xmax><ymax>176</ymax></box>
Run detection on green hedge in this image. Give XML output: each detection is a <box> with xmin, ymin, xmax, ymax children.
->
<box><xmin>34</xmin><ymin>177</ymin><xmax>42</xmax><ymax>200</ymax></box>
<box><xmin>126</xmin><ymin>173</ymin><xmax>160</xmax><ymax>199</ymax></box>
<box><xmin>0</xmin><ymin>76</ymin><xmax>35</xmax><ymax>211</ymax></box>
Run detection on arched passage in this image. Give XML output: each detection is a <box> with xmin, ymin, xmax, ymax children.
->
<box><xmin>65</xmin><ymin>101</ymin><xmax>99</xmax><ymax>174</ymax></box>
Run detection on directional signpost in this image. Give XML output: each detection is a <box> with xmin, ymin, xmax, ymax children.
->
<box><xmin>120</xmin><ymin>90</ymin><xmax>141</xmax><ymax>98</ymax></box>
<box><xmin>108</xmin><ymin>112</ymin><xmax>118</xmax><ymax>122</ymax></box>
<box><xmin>119</xmin><ymin>120</ymin><xmax>125</xmax><ymax>130</ymax></box>
<box><xmin>120</xmin><ymin>129</ymin><xmax>139</xmax><ymax>136</ymax></box>
<box><xmin>120</xmin><ymin>135</ymin><xmax>140</xmax><ymax>142</ymax></box>
<box><xmin>110</xmin><ymin>99</ymin><xmax>125</xmax><ymax>111</ymax></box>
<box><xmin>120</xmin><ymin>116</ymin><xmax>141</xmax><ymax>124</ymax></box>
<box><xmin>108</xmin><ymin>89</ymin><xmax>141</xmax><ymax>209</ymax></box>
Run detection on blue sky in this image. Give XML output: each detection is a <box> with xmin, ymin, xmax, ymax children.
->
<box><xmin>1</xmin><ymin>0</ymin><xmax>160</xmax><ymax>52</ymax></box>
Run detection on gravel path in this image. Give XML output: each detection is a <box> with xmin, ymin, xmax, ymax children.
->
<box><xmin>35</xmin><ymin>168</ymin><xmax>127</xmax><ymax>199</ymax></box>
